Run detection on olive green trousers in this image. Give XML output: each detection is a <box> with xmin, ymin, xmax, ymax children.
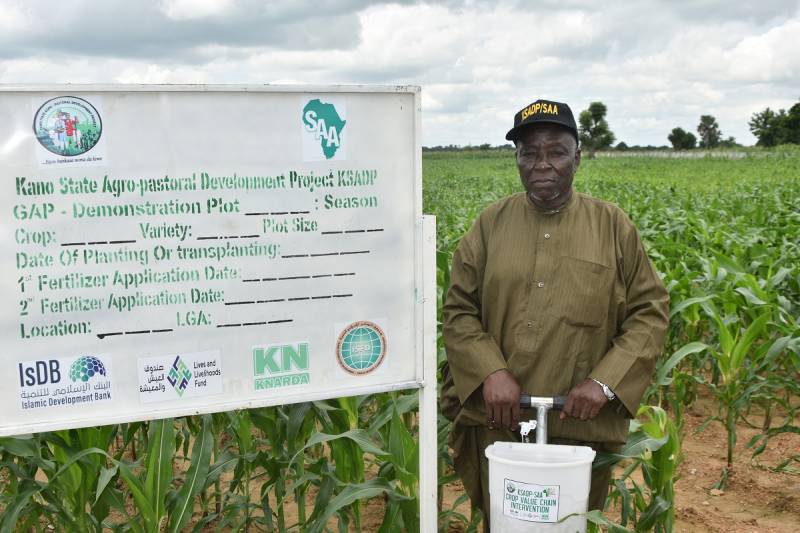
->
<box><xmin>451</xmin><ymin>424</ymin><xmax>620</xmax><ymax>532</ymax></box>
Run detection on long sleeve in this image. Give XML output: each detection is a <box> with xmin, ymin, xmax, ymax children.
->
<box><xmin>443</xmin><ymin>224</ymin><xmax>508</xmax><ymax>404</ymax></box>
<box><xmin>589</xmin><ymin>222</ymin><xmax>669</xmax><ymax>416</ymax></box>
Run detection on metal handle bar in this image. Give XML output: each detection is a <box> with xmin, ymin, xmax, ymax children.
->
<box><xmin>517</xmin><ymin>394</ymin><xmax>568</xmax><ymax>444</ymax></box>
<box><xmin>519</xmin><ymin>394</ymin><xmax>567</xmax><ymax>411</ymax></box>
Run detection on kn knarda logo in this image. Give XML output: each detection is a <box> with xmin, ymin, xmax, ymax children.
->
<box><xmin>253</xmin><ymin>342</ymin><xmax>310</xmax><ymax>390</ymax></box>
<box><xmin>301</xmin><ymin>97</ymin><xmax>347</xmax><ymax>161</ymax></box>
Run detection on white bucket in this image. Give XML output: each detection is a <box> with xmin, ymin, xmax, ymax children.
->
<box><xmin>485</xmin><ymin>442</ymin><xmax>596</xmax><ymax>532</ymax></box>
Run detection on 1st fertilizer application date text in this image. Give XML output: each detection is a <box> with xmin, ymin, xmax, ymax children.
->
<box><xmin>10</xmin><ymin>168</ymin><xmax>383</xmax><ymax>341</ymax></box>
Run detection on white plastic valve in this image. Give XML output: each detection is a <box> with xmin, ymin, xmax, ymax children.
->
<box><xmin>519</xmin><ymin>420</ymin><xmax>537</xmax><ymax>443</ymax></box>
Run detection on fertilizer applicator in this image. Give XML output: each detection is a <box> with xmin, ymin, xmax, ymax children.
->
<box><xmin>485</xmin><ymin>394</ymin><xmax>596</xmax><ymax>532</ymax></box>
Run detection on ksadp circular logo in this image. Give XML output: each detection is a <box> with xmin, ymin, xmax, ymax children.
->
<box><xmin>336</xmin><ymin>321</ymin><xmax>386</xmax><ymax>375</ymax></box>
<box><xmin>69</xmin><ymin>356</ymin><xmax>107</xmax><ymax>383</ymax></box>
<box><xmin>33</xmin><ymin>96</ymin><xmax>102</xmax><ymax>156</ymax></box>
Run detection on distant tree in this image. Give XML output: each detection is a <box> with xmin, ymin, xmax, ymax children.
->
<box><xmin>787</xmin><ymin>103</ymin><xmax>800</xmax><ymax>144</ymax></box>
<box><xmin>578</xmin><ymin>101</ymin><xmax>615</xmax><ymax>157</ymax></box>
<box><xmin>749</xmin><ymin>101</ymin><xmax>800</xmax><ymax>147</ymax></box>
<box><xmin>718</xmin><ymin>136</ymin><xmax>739</xmax><ymax>148</ymax></box>
<box><xmin>615</xmin><ymin>141</ymin><xmax>629</xmax><ymax>151</ymax></box>
<box><xmin>668</xmin><ymin>127</ymin><xmax>697</xmax><ymax>150</ymax></box>
<box><xmin>697</xmin><ymin>115</ymin><xmax>722</xmax><ymax>148</ymax></box>
<box><xmin>749</xmin><ymin>108</ymin><xmax>780</xmax><ymax>146</ymax></box>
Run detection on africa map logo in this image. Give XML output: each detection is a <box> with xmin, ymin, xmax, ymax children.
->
<box><xmin>336</xmin><ymin>321</ymin><xmax>386</xmax><ymax>375</ymax></box>
<box><xmin>69</xmin><ymin>356</ymin><xmax>107</xmax><ymax>383</ymax></box>
<box><xmin>167</xmin><ymin>355</ymin><xmax>192</xmax><ymax>396</ymax></box>
<box><xmin>302</xmin><ymin>98</ymin><xmax>346</xmax><ymax>160</ymax></box>
<box><xmin>33</xmin><ymin>96</ymin><xmax>102</xmax><ymax>157</ymax></box>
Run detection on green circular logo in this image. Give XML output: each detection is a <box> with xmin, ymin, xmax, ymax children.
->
<box><xmin>69</xmin><ymin>356</ymin><xmax>107</xmax><ymax>382</ymax></box>
<box><xmin>33</xmin><ymin>96</ymin><xmax>102</xmax><ymax>156</ymax></box>
<box><xmin>336</xmin><ymin>321</ymin><xmax>386</xmax><ymax>375</ymax></box>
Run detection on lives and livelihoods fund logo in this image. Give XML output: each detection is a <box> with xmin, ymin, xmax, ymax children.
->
<box><xmin>253</xmin><ymin>342</ymin><xmax>311</xmax><ymax>390</ymax></box>
<box><xmin>138</xmin><ymin>351</ymin><xmax>223</xmax><ymax>403</ymax></box>
<box><xmin>301</xmin><ymin>97</ymin><xmax>347</xmax><ymax>161</ymax></box>
<box><xmin>167</xmin><ymin>355</ymin><xmax>193</xmax><ymax>396</ymax></box>
<box><xmin>18</xmin><ymin>355</ymin><xmax>113</xmax><ymax>411</ymax></box>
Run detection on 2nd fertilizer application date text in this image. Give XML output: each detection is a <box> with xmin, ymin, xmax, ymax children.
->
<box><xmin>12</xmin><ymin>169</ymin><xmax>381</xmax><ymax>341</ymax></box>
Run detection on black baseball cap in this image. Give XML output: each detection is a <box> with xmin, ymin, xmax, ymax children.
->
<box><xmin>505</xmin><ymin>99</ymin><xmax>578</xmax><ymax>142</ymax></box>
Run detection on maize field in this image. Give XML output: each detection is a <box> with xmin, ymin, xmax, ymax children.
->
<box><xmin>1</xmin><ymin>149</ymin><xmax>799</xmax><ymax>532</ymax></box>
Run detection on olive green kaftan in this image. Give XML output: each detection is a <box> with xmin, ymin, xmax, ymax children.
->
<box><xmin>441</xmin><ymin>191</ymin><xmax>669</xmax><ymax>520</ymax></box>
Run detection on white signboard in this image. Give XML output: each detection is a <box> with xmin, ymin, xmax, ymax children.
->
<box><xmin>0</xmin><ymin>85</ymin><xmax>424</xmax><ymax>435</ymax></box>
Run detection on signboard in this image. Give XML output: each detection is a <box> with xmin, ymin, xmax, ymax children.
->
<box><xmin>503</xmin><ymin>479</ymin><xmax>560</xmax><ymax>523</ymax></box>
<box><xmin>0</xmin><ymin>85</ymin><xmax>425</xmax><ymax>436</ymax></box>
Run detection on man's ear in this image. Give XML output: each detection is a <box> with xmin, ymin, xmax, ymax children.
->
<box><xmin>574</xmin><ymin>147</ymin><xmax>582</xmax><ymax>170</ymax></box>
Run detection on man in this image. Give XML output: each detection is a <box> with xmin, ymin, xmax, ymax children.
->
<box><xmin>441</xmin><ymin>98</ymin><xmax>669</xmax><ymax>528</ymax></box>
<box><xmin>63</xmin><ymin>112</ymin><xmax>76</xmax><ymax>150</ymax></box>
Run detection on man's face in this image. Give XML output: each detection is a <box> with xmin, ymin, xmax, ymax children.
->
<box><xmin>515</xmin><ymin>124</ymin><xmax>580</xmax><ymax>208</ymax></box>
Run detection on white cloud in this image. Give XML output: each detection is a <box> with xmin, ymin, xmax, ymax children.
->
<box><xmin>724</xmin><ymin>18</ymin><xmax>800</xmax><ymax>83</ymax></box>
<box><xmin>0</xmin><ymin>0</ymin><xmax>797</xmax><ymax>146</ymax></box>
<box><xmin>115</xmin><ymin>64</ymin><xmax>208</xmax><ymax>84</ymax></box>
<box><xmin>159</xmin><ymin>0</ymin><xmax>236</xmax><ymax>20</ymax></box>
<box><xmin>0</xmin><ymin>1</ymin><xmax>31</xmax><ymax>33</ymax></box>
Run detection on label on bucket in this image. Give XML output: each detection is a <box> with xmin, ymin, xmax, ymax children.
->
<box><xmin>502</xmin><ymin>478</ymin><xmax>560</xmax><ymax>523</ymax></box>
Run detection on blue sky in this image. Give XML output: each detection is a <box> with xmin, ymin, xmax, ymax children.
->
<box><xmin>1</xmin><ymin>0</ymin><xmax>798</xmax><ymax>146</ymax></box>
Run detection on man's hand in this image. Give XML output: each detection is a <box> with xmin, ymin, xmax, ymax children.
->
<box><xmin>560</xmin><ymin>378</ymin><xmax>608</xmax><ymax>421</ymax></box>
<box><xmin>482</xmin><ymin>369</ymin><xmax>521</xmax><ymax>430</ymax></box>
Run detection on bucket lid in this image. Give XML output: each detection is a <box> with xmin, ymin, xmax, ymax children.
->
<box><xmin>485</xmin><ymin>442</ymin><xmax>596</xmax><ymax>468</ymax></box>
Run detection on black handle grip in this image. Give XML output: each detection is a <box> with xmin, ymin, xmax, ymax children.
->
<box><xmin>519</xmin><ymin>394</ymin><xmax>567</xmax><ymax>410</ymax></box>
<box><xmin>519</xmin><ymin>394</ymin><xmax>531</xmax><ymax>409</ymax></box>
<box><xmin>553</xmin><ymin>395</ymin><xmax>567</xmax><ymax>410</ymax></box>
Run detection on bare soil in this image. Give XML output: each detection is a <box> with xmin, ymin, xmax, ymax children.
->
<box><xmin>666</xmin><ymin>400</ymin><xmax>799</xmax><ymax>533</ymax></box>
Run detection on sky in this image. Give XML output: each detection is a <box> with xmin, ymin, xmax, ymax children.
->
<box><xmin>1</xmin><ymin>0</ymin><xmax>798</xmax><ymax>147</ymax></box>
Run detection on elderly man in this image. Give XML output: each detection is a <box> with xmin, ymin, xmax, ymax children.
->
<box><xmin>441</xmin><ymin>99</ymin><xmax>669</xmax><ymax>528</ymax></box>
